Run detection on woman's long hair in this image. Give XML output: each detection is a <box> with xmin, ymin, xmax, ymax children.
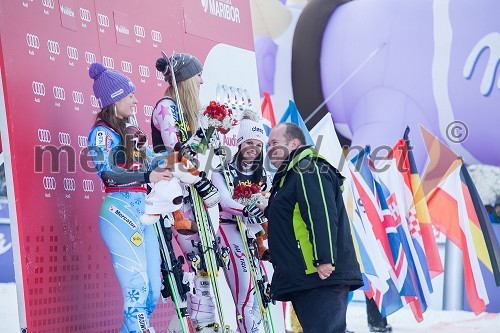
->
<box><xmin>94</xmin><ymin>104</ymin><xmax>145</xmax><ymax>168</ymax></box>
<box><xmin>166</xmin><ymin>76</ymin><xmax>201</xmax><ymax>133</ymax></box>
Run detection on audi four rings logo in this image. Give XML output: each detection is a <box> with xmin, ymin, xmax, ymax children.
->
<box><xmin>58</xmin><ymin>132</ymin><xmax>71</xmax><ymax>146</ymax></box>
<box><xmin>85</xmin><ymin>51</ymin><xmax>96</xmax><ymax>64</ymax></box>
<box><xmin>134</xmin><ymin>25</ymin><xmax>145</xmax><ymax>38</ymax></box>
<box><xmin>47</xmin><ymin>40</ymin><xmax>60</xmax><ymax>55</ymax></box>
<box><xmin>80</xmin><ymin>8</ymin><xmax>92</xmax><ymax>22</ymax></box>
<box><xmin>102</xmin><ymin>56</ymin><xmax>114</xmax><ymax>69</ymax></box>
<box><xmin>32</xmin><ymin>81</ymin><xmax>46</xmax><ymax>96</ymax></box>
<box><xmin>151</xmin><ymin>30</ymin><xmax>162</xmax><ymax>42</ymax></box>
<box><xmin>97</xmin><ymin>13</ymin><xmax>110</xmax><ymax>27</ymax></box>
<box><xmin>64</xmin><ymin>178</ymin><xmax>76</xmax><ymax>191</ymax></box>
<box><xmin>72</xmin><ymin>91</ymin><xmax>84</xmax><ymax>104</ymax></box>
<box><xmin>26</xmin><ymin>33</ymin><xmax>40</xmax><ymax>49</ymax></box>
<box><xmin>82</xmin><ymin>179</ymin><xmax>94</xmax><ymax>192</ymax></box>
<box><xmin>43</xmin><ymin>177</ymin><xmax>57</xmax><ymax>191</ymax></box>
<box><xmin>78</xmin><ymin>135</ymin><xmax>88</xmax><ymax>148</ymax></box>
<box><xmin>139</xmin><ymin>65</ymin><xmax>150</xmax><ymax>77</ymax></box>
<box><xmin>42</xmin><ymin>0</ymin><xmax>55</xmax><ymax>9</ymax></box>
<box><xmin>67</xmin><ymin>46</ymin><xmax>78</xmax><ymax>60</ymax></box>
<box><xmin>121</xmin><ymin>61</ymin><xmax>133</xmax><ymax>74</ymax></box>
<box><xmin>155</xmin><ymin>70</ymin><xmax>163</xmax><ymax>81</ymax></box>
<box><xmin>38</xmin><ymin>129</ymin><xmax>52</xmax><ymax>143</ymax></box>
<box><xmin>53</xmin><ymin>86</ymin><xmax>66</xmax><ymax>100</ymax></box>
<box><xmin>144</xmin><ymin>105</ymin><xmax>153</xmax><ymax>117</ymax></box>
<box><xmin>90</xmin><ymin>95</ymin><xmax>99</xmax><ymax>108</ymax></box>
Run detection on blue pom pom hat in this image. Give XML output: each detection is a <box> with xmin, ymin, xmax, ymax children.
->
<box><xmin>88</xmin><ymin>62</ymin><xmax>136</xmax><ymax>109</ymax></box>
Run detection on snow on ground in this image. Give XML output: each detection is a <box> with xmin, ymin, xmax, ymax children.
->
<box><xmin>0</xmin><ymin>284</ymin><xmax>20</xmax><ymax>333</ymax></box>
<box><xmin>2</xmin><ymin>283</ymin><xmax>499</xmax><ymax>332</ymax></box>
<box><xmin>346</xmin><ymin>300</ymin><xmax>500</xmax><ymax>333</ymax></box>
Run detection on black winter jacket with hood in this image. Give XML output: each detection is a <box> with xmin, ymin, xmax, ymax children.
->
<box><xmin>266</xmin><ymin>146</ymin><xmax>362</xmax><ymax>301</ymax></box>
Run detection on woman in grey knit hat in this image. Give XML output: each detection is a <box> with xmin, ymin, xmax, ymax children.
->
<box><xmin>150</xmin><ymin>53</ymin><xmax>235</xmax><ymax>333</ymax></box>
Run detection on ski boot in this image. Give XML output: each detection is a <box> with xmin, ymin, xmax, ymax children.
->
<box><xmin>369</xmin><ymin>324</ymin><xmax>393</xmax><ymax>333</ymax></box>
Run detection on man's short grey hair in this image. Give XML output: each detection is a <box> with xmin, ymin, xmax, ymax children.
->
<box><xmin>281</xmin><ymin>123</ymin><xmax>307</xmax><ymax>145</ymax></box>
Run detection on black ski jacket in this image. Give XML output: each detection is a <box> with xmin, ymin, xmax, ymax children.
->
<box><xmin>265</xmin><ymin>146</ymin><xmax>363</xmax><ymax>301</ymax></box>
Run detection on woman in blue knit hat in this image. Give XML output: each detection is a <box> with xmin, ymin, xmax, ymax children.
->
<box><xmin>87</xmin><ymin>62</ymin><xmax>173</xmax><ymax>333</ymax></box>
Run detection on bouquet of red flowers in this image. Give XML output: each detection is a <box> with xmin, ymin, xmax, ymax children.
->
<box><xmin>232</xmin><ymin>183</ymin><xmax>263</xmax><ymax>206</ymax></box>
<box><xmin>197</xmin><ymin>101</ymin><xmax>237</xmax><ymax>153</ymax></box>
<box><xmin>203</xmin><ymin>101</ymin><xmax>237</xmax><ymax>135</ymax></box>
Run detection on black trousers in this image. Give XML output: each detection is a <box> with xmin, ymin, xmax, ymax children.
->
<box><xmin>291</xmin><ymin>285</ymin><xmax>349</xmax><ymax>333</ymax></box>
<box><xmin>365</xmin><ymin>295</ymin><xmax>388</xmax><ymax>328</ymax></box>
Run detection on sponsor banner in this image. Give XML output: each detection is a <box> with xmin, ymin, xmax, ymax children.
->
<box><xmin>183</xmin><ymin>0</ymin><xmax>254</xmax><ymax>51</ymax></box>
<box><xmin>0</xmin><ymin>0</ymin><xmax>265</xmax><ymax>331</ymax></box>
<box><xmin>59</xmin><ymin>0</ymin><xmax>77</xmax><ymax>31</ymax></box>
<box><xmin>113</xmin><ymin>11</ymin><xmax>132</xmax><ymax>47</ymax></box>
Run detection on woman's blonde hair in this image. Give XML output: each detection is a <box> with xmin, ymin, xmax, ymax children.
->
<box><xmin>166</xmin><ymin>76</ymin><xmax>201</xmax><ymax>133</ymax></box>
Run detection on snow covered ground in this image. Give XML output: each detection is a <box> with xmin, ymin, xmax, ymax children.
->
<box><xmin>0</xmin><ymin>284</ymin><xmax>19</xmax><ymax>333</ymax></box>
<box><xmin>1</xmin><ymin>283</ymin><xmax>499</xmax><ymax>332</ymax></box>
<box><xmin>346</xmin><ymin>300</ymin><xmax>500</xmax><ymax>333</ymax></box>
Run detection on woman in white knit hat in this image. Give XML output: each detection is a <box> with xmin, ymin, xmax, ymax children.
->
<box><xmin>211</xmin><ymin>110</ymin><xmax>272</xmax><ymax>333</ymax></box>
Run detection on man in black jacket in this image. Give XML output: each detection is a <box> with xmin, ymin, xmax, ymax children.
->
<box><xmin>262</xmin><ymin>123</ymin><xmax>362</xmax><ymax>333</ymax></box>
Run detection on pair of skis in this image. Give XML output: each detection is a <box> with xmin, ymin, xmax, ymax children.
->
<box><xmin>153</xmin><ymin>214</ymin><xmax>192</xmax><ymax>332</ymax></box>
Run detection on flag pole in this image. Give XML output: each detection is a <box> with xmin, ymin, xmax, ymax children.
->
<box><xmin>443</xmin><ymin>240</ymin><xmax>465</xmax><ymax>310</ymax></box>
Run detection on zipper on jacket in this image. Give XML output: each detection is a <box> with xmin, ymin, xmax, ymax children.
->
<box><xmin>297</xmin><ymin>240</ymin><xmax>308</xmax><ymax>271</ymax></box>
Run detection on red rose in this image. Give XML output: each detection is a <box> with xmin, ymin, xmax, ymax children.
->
<box><xmin>233</xmin><ymin>184</ymin><xmax>245</xmax><ymax>199</ymax></box>
<box><xmin>242</xmin><ymin>187</ymin><xmax>253</xmax><ymax>198</ymax></box>
<box><xmin>250</xmin><ymin>183</ymin><xmax>260</xmax><ymax>194</ymax></box>
<box><xmin>212</xmin><ymin>107</ymin><xmax>227</xmax><ymax>122</ymax></box>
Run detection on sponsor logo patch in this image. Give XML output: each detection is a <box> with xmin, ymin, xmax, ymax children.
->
<box><xmin>109</xmin><ymin>205</ymin><xmax>137</xmax><ymax>229</ymax></box>
<box><xmin>96</xmin><ymin>130</ymin><xmax>106</xmax><ymax>146</ymax></box>
<box><xmin>131</xmin><ymin>232</ymin><xmax>143</xmax><ymax>246</ymax></box>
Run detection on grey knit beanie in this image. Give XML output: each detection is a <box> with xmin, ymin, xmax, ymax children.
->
<box><xmin>156</xmin><ymin>53</ymin><xmax>203</xmax><ymax>84</ymax></box>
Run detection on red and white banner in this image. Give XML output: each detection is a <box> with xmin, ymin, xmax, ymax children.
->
<box><xmin>0</xmin><ymin>1</ymin><xmax>267</xmax><ymax>332</ymax></box>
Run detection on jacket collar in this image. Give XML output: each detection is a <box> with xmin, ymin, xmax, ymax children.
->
<box><xmin>273</xmin><ymin>145</ymin><xmax>319</xmax><ymax>188</ymax></box>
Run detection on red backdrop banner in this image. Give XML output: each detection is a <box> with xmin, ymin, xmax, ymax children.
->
<box><xmin>0</xmin><ymin>0</ymin><xmax>254</xmax><ymax>331</ymax></box>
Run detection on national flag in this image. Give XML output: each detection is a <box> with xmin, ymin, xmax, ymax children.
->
<box><xmin>390</xmin><ymin>128</ymin><xmax>443</xmax><ymax>279</ymax></box>
<box><xmin>427</xmin><ymin>159</ymin><xmax>493</xmax><ymax>314</ymax></box>
<box><xmin>461</xmin><ymin>164</ymin><xmax>500</xmax><ymax>286</ymax></box>
<box><xmin>346</xmin><ymin>180</ymin><xmax>391</xmax><ymax>293</ymax></box>
<box><xmin>278</xmin><ymin>100</ymin><xmax>314</xmax><ymax>145</ymax></box>
<box><xmin>349</xmin><ymin>148</ymin><xmax>405</xmax><ymax>317</ymax></box>
<box><xmin>419</xmin><ymin>125</ymin><xmax>459</xmax><ymax>196</ymax></box>
<box><xmin>375</xmin><ymin>157</ymin><xmax>433</xmax><ymax>321</ymax></box>
<box><xmin>261</xmin><ymin>92</ymin><xmax>276</xmax><ymax>136</ymax></box>
<box><xmin>310</xmin><ymin>113</ymin><xmax>345</xmax><ymax>171</ymax></box>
